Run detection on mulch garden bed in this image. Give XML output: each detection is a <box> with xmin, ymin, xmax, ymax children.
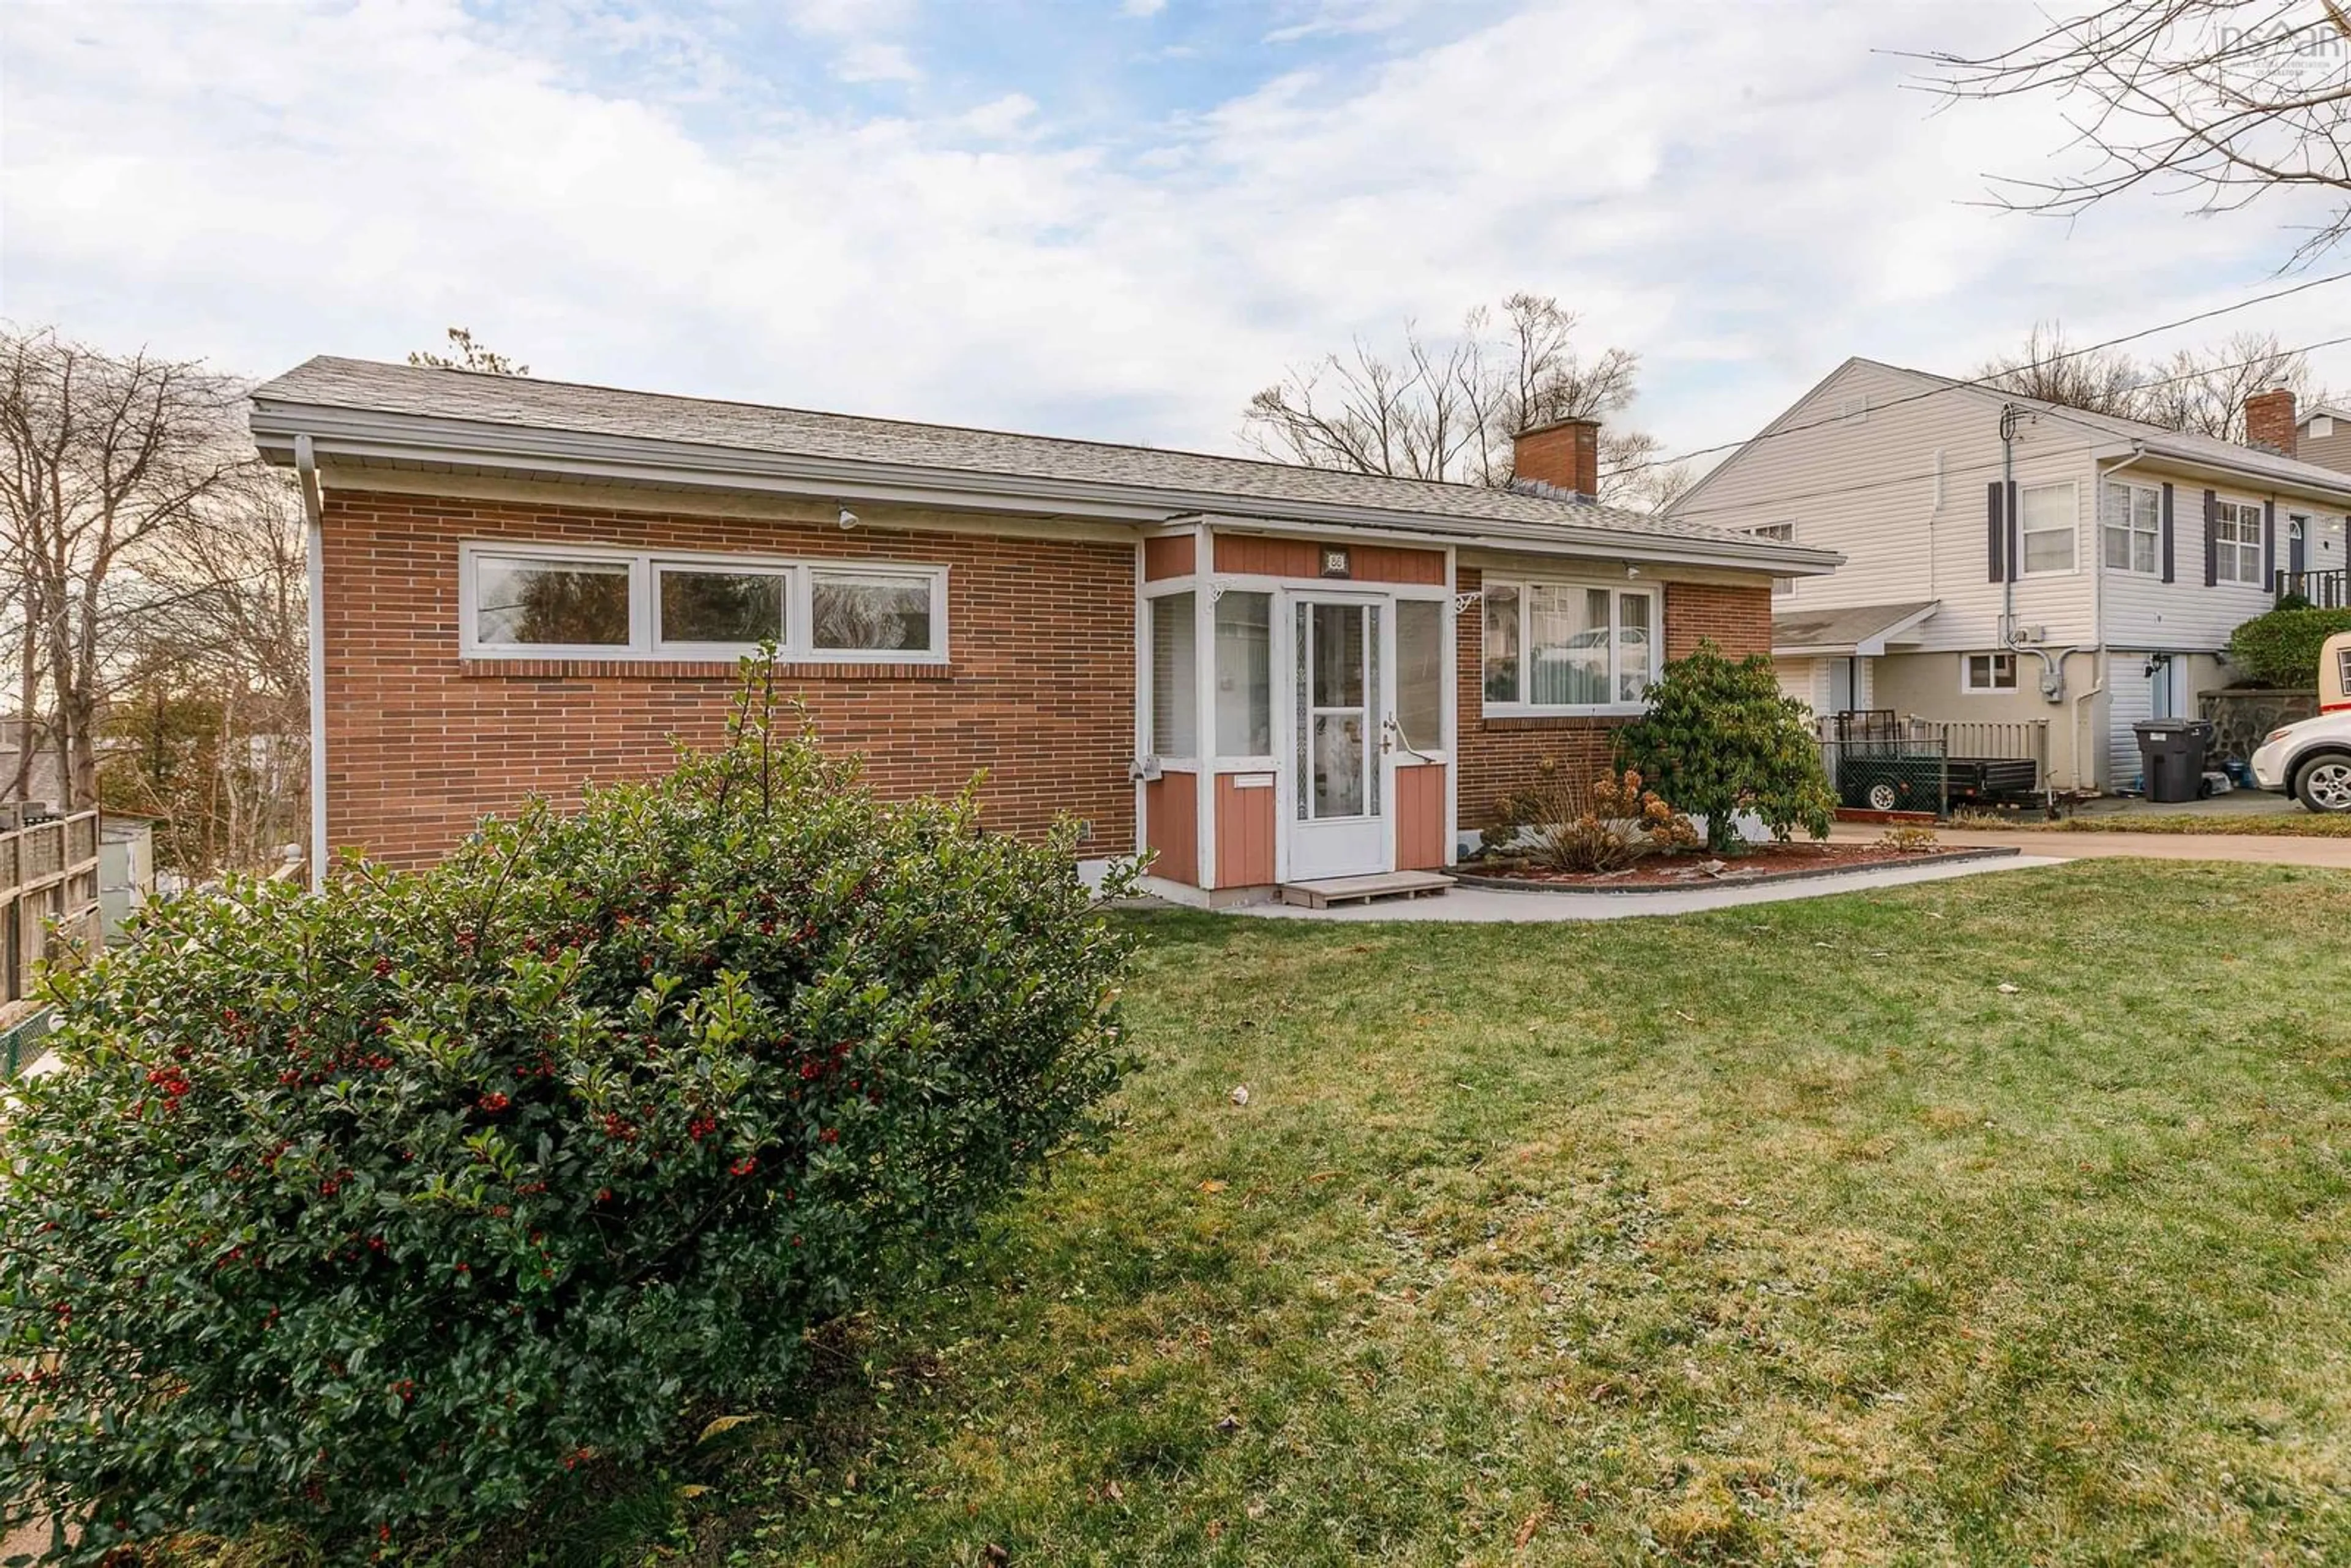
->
<box><xmin>1455</xmin><ymin>840</ymin><xmax>2018</xmax><ymax>892</ymax></box>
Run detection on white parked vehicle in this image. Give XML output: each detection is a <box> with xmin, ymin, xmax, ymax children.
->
<box><xmin>2251</xmin><ymin>630</ymin><xmax>2351</xmax><ymax>812</ymax></box>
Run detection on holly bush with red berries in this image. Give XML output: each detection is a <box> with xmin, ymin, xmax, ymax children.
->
<box><xmin>0</xmin><ymin>676</ymin><xmax>1138</xmax><ymax>1558</ymax></box>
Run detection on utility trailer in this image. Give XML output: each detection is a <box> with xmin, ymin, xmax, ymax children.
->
<box><xmin>1818</xmin><ymin>711</ymin><xmax>2045</xmax><ymax>816</ymax></box>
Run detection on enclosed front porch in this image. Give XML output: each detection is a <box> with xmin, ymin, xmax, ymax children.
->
<box><xmin>1134</xmin><ymin>523</ymin><xmax>1453</xmax><ymax>904</ymax></box>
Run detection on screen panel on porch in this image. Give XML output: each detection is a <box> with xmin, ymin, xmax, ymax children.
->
<box><xmin>1149</xmin><ymin>592</ymin><xmax>1197</xmax><ymax>757</ymax></box>
<box><xmin>1215</xmin><ymin>592</ymin><xmax>1272</xmax><ymax>756</ymax></box>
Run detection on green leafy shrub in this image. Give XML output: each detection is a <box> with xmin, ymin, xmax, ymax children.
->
<box><xmin>1495</xmin><ymin>763</ymin><xmax>1700</xmax><ymax>872</ymax></box>
<box><xmin>1615</xmin><ymin>640</ymin><xmax>1834</xmax><ymax>853</ymax></box>
<box><xmin>2226</xmin><ymin>606</ymin><xmax>2351</xmax><ymax>688</ymax></box>
<box><xmin>0</xmin><ymin>673</ymin><xmax>1137</xmax><ymax>1558</ymax></box>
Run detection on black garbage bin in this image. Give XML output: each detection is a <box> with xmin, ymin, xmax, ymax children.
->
<box><xmin>2134</xmin><ymin>718</ymin><xmax>2214</xmax><ymax>803</ymax></box>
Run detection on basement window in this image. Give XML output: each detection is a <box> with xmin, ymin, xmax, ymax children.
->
<box><xmin>1962</xmin><ymin>652</ymin><xmax>2018</xmax><ymax>694</ymax></box>
<box><xmin>461</xmin><ymin>544</ymin><xmax>947</xmax><ymax>662</ymax></box>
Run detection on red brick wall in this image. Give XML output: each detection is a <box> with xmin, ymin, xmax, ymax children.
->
<box><xmin>1663</xmin><ymin>582</ymin><xmax>1772</xmax><ymax>661</ymax></box>
<box><xmin>1452</xmin><ymin>568</ymin><xmax>1772</xmax><ymax>829</ymax></box>
<box><xmin>320</xmin><ymin>489</ymin><xmax>1136</xmax><ymax>868</ymax></box>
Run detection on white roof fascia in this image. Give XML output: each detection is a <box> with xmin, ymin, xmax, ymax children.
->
<box><xmin>2082</xmin><ymin>437</ymin><xmax>2351</xmax><ymax>508</ymax></box>
<box><xmin>1856</xmin><ymin>602</ymin><xmax>1941</xmax><ymax>656</ymax></box>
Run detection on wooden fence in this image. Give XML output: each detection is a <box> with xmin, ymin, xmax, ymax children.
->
<box><xmin>0</xmin><ymin>810</ymin><xmax>102</xmax><ymax>1078</ymax></box>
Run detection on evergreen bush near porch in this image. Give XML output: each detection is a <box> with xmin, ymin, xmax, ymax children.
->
<box><xmin>1615</xmin><ymin>640</ymin><xmax>1834</xmax><ymax>853</ymax></box>
<box><xmin>2227</xmin><ymin>605</ymin><xmax>2351</xmax><ymax>689</ymax></box>
<box><xmin>0</xmin><ymin>672</ymin><xmax>1138</xmax><ymax>1559</ymax></box>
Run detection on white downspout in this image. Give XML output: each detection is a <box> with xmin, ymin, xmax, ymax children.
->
<box><xmin>2073</xmin><ymin>443</ymin><xmax>2148</xmax><ymax>792</ymax></box>
<box><xmin>296</xmin><ymin>435</ymin><xmax>327</xmax><ymax>891</ymax></box>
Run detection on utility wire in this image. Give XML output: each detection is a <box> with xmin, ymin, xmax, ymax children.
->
<box><xmin>1627</xmin><ymin>267</ymin><xmax>2351</xmax><ymax>481</ymax></box>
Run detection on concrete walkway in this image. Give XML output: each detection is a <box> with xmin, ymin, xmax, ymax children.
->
<box><xmin>1829</xmin><ymin>823</ymin><xmax>2351</xmax><ymax>869</ymax></box>
<box><xmin>1237</xmin><ymin>852</ymin><xmax>2072</xmax><ymax>923</ymax></box>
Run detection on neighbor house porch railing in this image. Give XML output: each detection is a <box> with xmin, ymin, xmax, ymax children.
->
<box><xmin>1913</xmin><ymin>716</ymin><xmax>2052</xmax><ymax>778</ymax></box>
<box><xmin>2276</xmin><ymin>567</ymin><xmax>2351</xmax><ymax>608</ymax></box>
<box><xmin>0</xmin><ymin>808</ymin><xmax>102</xmax><ymax>1078</ymax></box>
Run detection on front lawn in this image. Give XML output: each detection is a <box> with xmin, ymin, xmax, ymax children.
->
<box><xmin>577</xmin><ymin>861</ymin><xmax>2351</xmax><ymax>1564</ymax></box>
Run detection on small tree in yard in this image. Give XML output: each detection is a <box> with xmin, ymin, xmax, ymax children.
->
<box><xmin>0</xmin><ymin>669</ymin><xmax>1138</xmax><ymax>1558</ymax></box>
<box><xmin>1615</xmin><ymin>640</ymin><xmax>1834</xmax><ymax>854</ymax></box>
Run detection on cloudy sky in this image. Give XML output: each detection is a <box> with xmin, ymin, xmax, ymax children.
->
<box><xmin>4</xmin><ymin>0</ymin><xmax>2347</xmax><ymax>468</ymax></box>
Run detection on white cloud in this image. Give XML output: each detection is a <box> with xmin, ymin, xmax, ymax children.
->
<box><xmin>957</xmin><ymin>93</ymin><xmax>1040</xmax><ymax>138</ymax></box>
<box><xmin>831</xmin><ymin>40</ymin><xmax>921</xmax><ymax>82</ymax></box>
<box><xmin>1120</xmin><ymin>0</ymin><xmax>1168</xmax><ymax>16</ymax></box>
<box><xmin>780</xmin><ymin>0</ymin><xmax>917</xmax><ymax>38</ymax></box>
<box><xmin>2</xmin><ymin>0</ymin><xmax>2345</xmax><ymax>470</ymax></box>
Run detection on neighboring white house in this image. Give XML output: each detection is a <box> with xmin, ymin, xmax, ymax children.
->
<box><xmin>2301</xmin><ymin>402</ymin><xmax>2351</xmax><ymax>481</ymax></box>
<box><xmin>1668</xmin><ymin>359</ymin><xmax>2351</xmax><ymax>792</ymax></box>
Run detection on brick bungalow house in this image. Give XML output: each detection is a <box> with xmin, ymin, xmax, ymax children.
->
<box><xmin>249</xmin><ymin>359</ymin><xmax>1835</xmax><ymax>903</ymax></box>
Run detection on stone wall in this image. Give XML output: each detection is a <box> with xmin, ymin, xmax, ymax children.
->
<box><xmin>2200</xmin><ymin>688</ymin><xmax>2319</xmax><ymax>762</ymax></box>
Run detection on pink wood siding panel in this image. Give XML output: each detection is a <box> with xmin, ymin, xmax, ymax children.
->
<box><xmin>1214</xmin><ymin>773</ymin><xmax>1277</xmax><ymax>887</ymax></box>
<box><xmin>1142</xmin><ymin>535</ymin><xmax>1196</xmax><ymax>580</ymax></box>
<box><xmin>1210</xmin><ymin>535</ymin><xmax>1445</xmax><ymax>584</ymax></box>
<box><xmin>1145</xmin><ymin>770</ymin><xmax>1199</xmax><ymax>885</ymax></box>
<box><xmin>1395</xmin><ymin>764</ymin><xmax>1447</xmax><ymax>871</ymax></box>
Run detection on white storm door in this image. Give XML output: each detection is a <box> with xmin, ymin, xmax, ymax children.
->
<box><xmin>1285</xmin><ymin>595</ymin><xmax>1389</xmax><ymax>881</ymax></box>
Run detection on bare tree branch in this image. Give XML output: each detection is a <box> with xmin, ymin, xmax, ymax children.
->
<box><xmin>1974</xmin><ymin>317</ymin><xmax>2329</xmax><ymax>438</ymax></box>
<box><xmin>1240</xmin><ymin>293</ymin><xmax>1690</xmax><ymax>509</ymax></box>
<box><xmin>1913</xmin><ymin>1</ymin><xmax>2351</xmax><ymax>267</ymax></box>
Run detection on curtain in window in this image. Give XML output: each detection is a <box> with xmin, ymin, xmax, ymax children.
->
<box><xmin>1149</xmin><ymin>593</ymin><xmax>1197</xmax><ymax>757</ymax></box>
<box><xmin>1527</xmin><ymin>586</ymin><xmax>1611</xmax><ymax>706</ymax></box>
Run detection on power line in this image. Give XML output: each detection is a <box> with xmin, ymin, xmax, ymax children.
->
<box><xmin>1668</xmin><ymin>328</ymin><xmax>2351</xmax><ymax>522</ymax></box>
<box><xmin>1631</xmin><ymin>266</ymin><xmax>2351</xmax><ymax>481</ymax></box>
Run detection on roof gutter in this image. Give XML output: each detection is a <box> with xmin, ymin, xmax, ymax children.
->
<box><xmin>249</xmin><ymin>401</ymin><xmax>1842</xmax><ymax>579</ymax></box>
<box><xmin>294</xmin><ymin>434</ymin><xmax>327</xmax><ymax>892</ymax></box>
<box><xmin>2087</xmin><ymin>438</ymin><xmax>2351</xmax><ymax>510</ymax></box>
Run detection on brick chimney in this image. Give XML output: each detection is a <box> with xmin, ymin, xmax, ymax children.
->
<box><xmin>2245</xmin><ymin>382</ymin><xmax>2298</xmax><ymax>459</ymax></box>
<box><xmin>1512</xmin><ymin>417</ymin><xmax>1600</xmax><ymax>498</ymax></box>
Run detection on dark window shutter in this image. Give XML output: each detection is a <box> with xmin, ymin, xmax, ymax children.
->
<box><xmin>2203</xmin><ymin>489</ymin><xmax>2219</xmax><ymax>587</ymax></box>
<box><xmin>2005</xmin><ymin>480</ymin><xmax>2021</xmax><ymax>582</ymax></box>
<box><xmin>1987</xmin><ymin>481</ymin><xmax>2005</xmax><ymax>582</ymax></box>
<box><xmin>2160</xmin><ymin>482</ymin><xmax>2175</xmax><ymax>583</ymax></box>
<box><xmin>2263</xmin><ymin>498</ymin><xmax>2277</xmax><ymax>588</ymax></box>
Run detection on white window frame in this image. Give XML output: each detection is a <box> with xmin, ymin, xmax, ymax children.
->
<box><xmin>2213</xmin><ymin>498</ymin><xmax>2264</xmax><ymax>586</ymax></box>
<box><xmin>1960</xmin><ymin>651</ymin><xmax>2019</xmax><ymax>695</ymax></box>
<box><xmin>459</xmin><ymin>541</ymin><xmax>950</xmax><ymax>663</ymax></box>
<box><xmin>1141</xmin><ymin>581</ymin><xmax>1200</xmax><ymax>766</ymax></box>
<box><xmin>2016</xmin><ymin>481</ymin><xmax>2078</xmax><ymax>578</ymax></box>
<box><xmin>652</xmin><ymin>558</ymin><xmax>797</xmax><ymax>658</ymax></box>
<box><xmin>1480</xmin><ymin>577</ymin><xmax>1662</xmax><ymax>716</ymax></box>
<box><xmin>1745</xmin><ymin>522</ymin><xmax>1798</xmax><ymax>597</ymax></box>
<box><xmin>2101</xmin><ymin>479</ymin><xmax>2162</xmax><ymax>577</ymax></box>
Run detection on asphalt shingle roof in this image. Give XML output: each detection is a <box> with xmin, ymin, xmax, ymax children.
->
<box><xmin>250</xmin><ymin>356</ymin><xmax>1802</xmax><ymax>552</ymax></box>
<box><xmin>1771</xmin><ymin>600</ymin><xmax>1938</xmax><ymax>653</ymax></box>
